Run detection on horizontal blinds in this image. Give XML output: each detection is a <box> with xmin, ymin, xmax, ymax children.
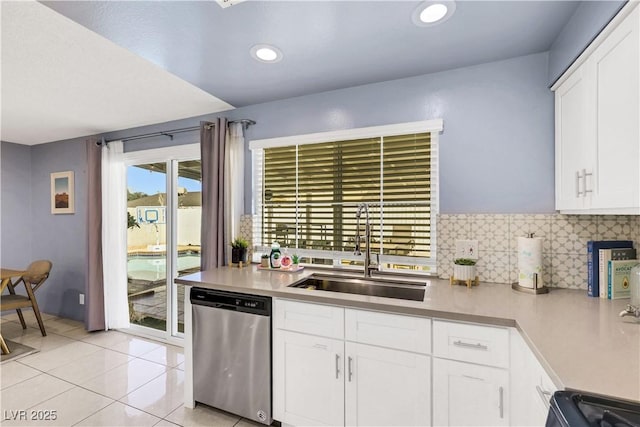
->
<box><xmin>262</xmin><ymin>132</ymin><xmax>431</xmax><ymax>261</ymax></box>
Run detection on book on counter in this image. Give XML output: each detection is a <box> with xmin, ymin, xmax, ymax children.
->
<box><xmin>599</xmin><ymin>248</ymin><xmax>637</xmax><ymax>298</ymax></box>
<box><xmin>587</xmin><ymin>240</ymin><xmax>633</xmax><ymax>297</ymax></box>
<box><xmin>607</xmin><ymin>259</ymin><xmax>638</xmax><ymax>299</ymax></box>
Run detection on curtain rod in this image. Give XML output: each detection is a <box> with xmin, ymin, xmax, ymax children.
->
<box><xmin>99</xmin><ymin>119</ymin><xmax>256</xmax><ymax>145</ymax></box>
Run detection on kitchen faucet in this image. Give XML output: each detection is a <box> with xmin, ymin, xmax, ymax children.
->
<box><xmin>354</xmin><ymin>203</ymin><xmax>378</xmax><ymax>277</ymax></box>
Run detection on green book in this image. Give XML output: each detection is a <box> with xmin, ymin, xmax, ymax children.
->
<box><xmin>607</xmin><ymin>259</ymin><xmax>638</xmax><ymax>299</ymax></box>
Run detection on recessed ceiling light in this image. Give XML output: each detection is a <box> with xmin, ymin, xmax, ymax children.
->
<box><xmin>250</xmin><ymin>44</ymin><xmax>283</xmax><ymax>63</ymax></box>
<box><xmin>412</xmin><ymin>1</ymin><xmax>456</xmax><ymax>27</ymax></box>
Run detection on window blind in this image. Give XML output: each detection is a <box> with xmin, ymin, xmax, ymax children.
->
<box><xmin>254</xmin><ymin>123</ymin><xmax>439</xmax><ymax>272</ymax></box>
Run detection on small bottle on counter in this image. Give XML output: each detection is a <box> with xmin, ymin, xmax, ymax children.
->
<box><xmin>270</xmin><ymin>242</ymin><xmax>282</xmax><ymax>268</ymax></box>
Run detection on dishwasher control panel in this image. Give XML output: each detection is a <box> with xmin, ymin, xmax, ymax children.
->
<box><xmin>190</xmin><ymin>287</ymin><xmax>271</xmax><ymax>316</ymax></box>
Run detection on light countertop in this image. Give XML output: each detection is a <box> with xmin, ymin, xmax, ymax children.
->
<box><xmin>176</xmin><ymin>265</ymin><xmax>640</xmax><ymax>402</ymax></box>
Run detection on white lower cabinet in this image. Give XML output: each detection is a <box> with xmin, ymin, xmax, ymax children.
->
<box><xmin>273</xmin><ymin>299</ymin><xmax>432</xmax><ymax>427</ymax></box>
<box><xmin>345</xmin><ymin>342</ymin><xmax>431</xmax><ymax>427</ymax></box>
<box><xmin>433</xmin><ymin>358</ymin><xmax>509</xmax><ymax>427</ymax></box>
<box><xmin>273</xmin><ymin>330</ymin><xmax>344</xmax><ymax>426</ymax></box>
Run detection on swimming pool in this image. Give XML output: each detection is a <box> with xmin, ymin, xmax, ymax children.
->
<box><xmin>127</xmin><ymin>254</ymin><xmax>201</xmax><ymax>281</ymax></box>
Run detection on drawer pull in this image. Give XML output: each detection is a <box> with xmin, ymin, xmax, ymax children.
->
<box><xmin>335</xmin><ymin>354</ymin><xmax>341</xmax><ymax>379</ymax></box>
<box><xmin>462</xmin><ymin>374</ymin><xmax>484</xmax><ymax>381</ymax></box>
<box><xmin>453</xmin><ymin>340</ymin><xmax>488</xmax><ymax>351</ymax></box>
<box><xmin>536</xmin><ymin>385</ymin><xmax>552</xmax><ymax>410</ymax></box>
<box><xmin>313</xmin><ymin>344</ymin><xmax>328</xmax><ymax>350</ymax></box>
<box><xmin>499</xmin><ymin>386</ymin><xmax>504</xmax><ymax>419</ymax></box>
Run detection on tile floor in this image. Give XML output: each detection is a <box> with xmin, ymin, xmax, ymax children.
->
<box><xmin>0</xmin><ymin>312</ymin><xmax>263</xmax><ymax>427</ymax></box>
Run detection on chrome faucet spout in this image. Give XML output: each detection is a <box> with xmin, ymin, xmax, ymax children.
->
<box><xmin>354</xmin><ymin>203</ymin><xmax>376</xmax><ymax>277</ymax></box>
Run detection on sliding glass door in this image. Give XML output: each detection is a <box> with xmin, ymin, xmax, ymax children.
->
<box><xmin>124</xmin><ymin>144</ymin><xmax>200</xmax><ymax>340</ymax></box>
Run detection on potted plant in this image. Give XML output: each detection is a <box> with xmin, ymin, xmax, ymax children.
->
<box><xmin>260</xmin><ymin>254</ymin><xmax>270</xmax><ymax>268</ymax></box>
<box><xmin>292</xmin><ymin>254</ymin><xmax>300</xmax><ymax>265</ymax></box>
<box><xmin>231</xmin><ymin>238</ymin><xmax>249</xmax><ymax>264</ymax></box>
<box><xmin>453</xmin><ymin>258</ymin><xmax>477</xmax><ymax>281</ymax></box>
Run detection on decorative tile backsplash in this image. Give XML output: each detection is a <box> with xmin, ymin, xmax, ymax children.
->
<box><xmin>437</xmin><ymin>214</ymin><xmax>640</xmax><ymax>289</ymax></box>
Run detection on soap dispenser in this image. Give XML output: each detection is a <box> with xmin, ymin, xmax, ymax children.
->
<box><xmin>270</xmin><ymin>242</ymin><xmax>282</xmax><ymax>268</ymax></box>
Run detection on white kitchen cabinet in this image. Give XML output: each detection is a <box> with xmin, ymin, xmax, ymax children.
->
<box><xmin>273</xmin><ymin>299</ymin><xmax>432</xmax><ymax>427</ymax></box>
<box><xmin>345</xmin><ymin>342</ymin><xmax>430</xmax><ymax>427</ymax></box>
<box><xmin>273</xmin><ymin>330</ymin><xmax>344</xmax><ymax>426</ymax></box>
<box><xmin>554</xmin><ymin>4</ymin><xmax>640</xmax><ymax>214</ymax></box>
<box><xmin>510</xmin><ymin>329</ymin><xmax>558</xmax><ymax>427</ymax></box>
<box><xmin>433</xmin><ymin>358</ymin><xmax>509</xmax><ymax>427</ymax></box>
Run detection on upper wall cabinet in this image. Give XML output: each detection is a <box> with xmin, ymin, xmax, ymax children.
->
<box><xmin>554</xmin><ymin>4</ymin><xmax>640</xmax><ymax>214</ymax></box>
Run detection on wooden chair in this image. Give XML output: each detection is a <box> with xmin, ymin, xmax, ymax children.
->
<box><xmin>2</xmin><ymin>260</ymin><xmax>52</xmax><ymax>336</ymax></box>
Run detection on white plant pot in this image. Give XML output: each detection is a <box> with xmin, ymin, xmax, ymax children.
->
<box><xmin>453</xmin><ymin>264</ymin><xmax>476</xmax><ymax>281</ymax></box>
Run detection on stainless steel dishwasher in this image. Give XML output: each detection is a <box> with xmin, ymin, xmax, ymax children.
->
<box><xmin>191</xmin><ymin>287</ymin><xmax>272</xmax><ymax>425</ymax></box>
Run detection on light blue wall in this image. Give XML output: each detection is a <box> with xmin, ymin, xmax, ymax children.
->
<box><xmin>1</xmin><ymin>142</ymin><xmax>33</xmax><ymax>269</ymax></box>
<box><xmin>548</xmin><ymin>0</ymin><xmax>626</xmax><ymax>85</ymax></box>
<box><xmin>110</xmin><ymin>52</ymin><xmax>555</xmax><ymax>214</ymax></box>
<box><xmin>29</xmin><ymin>140</ymin><xmax>88</xmax><ymax>321</ymax></box>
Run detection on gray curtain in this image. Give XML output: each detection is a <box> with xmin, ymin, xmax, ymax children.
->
<box><xmin>200</xmin><ymin>118</ymin><xmax>228</xmax><ymax>270</ymax></box>
<box><xmin>85</xmin><ymin>137</ymin><xmax>105</xmax><ymax>331</ymax></box>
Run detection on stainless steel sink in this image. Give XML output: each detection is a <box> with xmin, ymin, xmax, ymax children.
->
<box><xmin>288</xmin><ymin>273</ymin><xmax>426</xmax><ymax>301</ymax></box>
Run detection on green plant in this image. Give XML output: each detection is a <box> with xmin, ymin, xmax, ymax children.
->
<box><xmin>231</xmin><ymin>238</ymin><xmax>249</xmax><ymax>249</ymax></box>
<box><xmin>454</xmin><ymin>258</ymin><xmax>476</xmax><ymax>266</ymax></box>
<box><xmin>261</xmin><ymin>254</ymin><xmax>269</xmax><ymax>259</ymax></box>
<box><xmin>127</xmin><ymin>212</ymin><xmax>140</xmax><ymax>229</ymax></box>
<box><xmin>292</xmin><ymin>254</ymin><xmax>300</xmax><ymax>264</ymax></box>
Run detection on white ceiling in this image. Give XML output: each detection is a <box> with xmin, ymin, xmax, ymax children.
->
<box><xmin>0</xmin><ymin>1</ymin><xmax>233</xmax><ymax>145</ymax></box>
<box><xmin>1</xmin><ymin>0</ymin><xmax>581</xmax><ymax>146</ymax></box>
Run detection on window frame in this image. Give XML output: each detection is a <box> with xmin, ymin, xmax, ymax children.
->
<box><xmin>249</xmin><ymin>119</ymin><xmax>442</xmax><ymax>274</ymax></box>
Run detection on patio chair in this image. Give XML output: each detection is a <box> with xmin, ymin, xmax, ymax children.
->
<box><xmin>1</xmin><ymin>260</ymin><xmax>52</xmax><ymax>336</ymax></box>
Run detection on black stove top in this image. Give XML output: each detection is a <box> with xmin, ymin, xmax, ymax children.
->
<box><xmin>547</xmin><ymin>390</ymin><xmax>640</xmax><ymax>427</ymax></box>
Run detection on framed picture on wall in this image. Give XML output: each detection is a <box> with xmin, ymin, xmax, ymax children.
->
<box><xmin>50</xmin><ymin>171</ymin><xmax>75</xmax><ymax>214</ymax></box>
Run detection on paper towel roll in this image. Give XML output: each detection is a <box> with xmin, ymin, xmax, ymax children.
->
<box><xmin>518</xmin><ymin>236</ymin><xmax>543</xmax><ymax>289</ymax></box>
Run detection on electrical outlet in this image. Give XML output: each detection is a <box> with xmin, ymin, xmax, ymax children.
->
<box><xmin>79</xmin><ymin>293</ymin><xmax>85</xmax><ymax>305</ymax></box>
<box><xmin>455</xmin><ymin>239</ymin><xmax>479</xmax><ymax>260</ymax></box>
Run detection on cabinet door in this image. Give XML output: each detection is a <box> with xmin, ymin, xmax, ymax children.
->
<box><xmin>345</xmin><ymin>342</ymin><xmax>430</xmax><ymax>427</ymax></box>
<box><xmin>433</xmin><ymin>358</ymin><xmax>509</xmax><ymax>427</ymax></box>
<box><xmin>591</xmin><ymin>6</ymin><xmax>640</xmax><ymax>210</ymax></box>
<box><xmin>273</xmin><ymin>330</ymin><xmax>344</xmax><ymax>426</ymax></box>
<box><xmin>555</xmin><ymin>65</ymin><xmax>592</xmax><ymax>211</ymax></box>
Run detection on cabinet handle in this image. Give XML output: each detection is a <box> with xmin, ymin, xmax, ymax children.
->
<box><xmin>335</xmin><ymin>354</ymin><xmax>340</xmax><ymax>379</ymax></box>
<box><xmin>583</xmin><ymin>169</ymin><xmax>593</xmax><ymax>196</ymax></box>
<box><xmin>348</xmin><ymin>356</ymin><xmax>353</xmax><ymax>382</ymax></box>
<box><xmin>313</xmin><ymin>343</ymin><xmax>328</xmax><ymax>350</ymax></box>
<box><xmin>576</xmin><ymin>170</ymin><xmax>583</xmax><ymax>197</ymax></box>
<box><xmin>499</xmin><ymin>386</ymin><xmax>504</xmax><ymax>419</ymax></box>
<box><xmin>453</xmin><ymin>340</ymin><xmax>488</xmax><ymax>351</ymax></box>
<box><xmin>536</xmin><ymin>385</ymin><xmax>552</xmax><ymax>410</ymax></box>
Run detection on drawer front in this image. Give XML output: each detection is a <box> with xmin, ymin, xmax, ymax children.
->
<box><xmin>345</xmin><ymin>308</ymin><xmax>431</xmax><ymax>354</ymax></box>
<box><xmin>274</xmin><ymin>299</ymin><xmax>344</xmax><ymax>339</ymax></box>
<box><xmin>433</xmin><ymin>320</ymin><xmax>509</xmax><ymax>368</ymax></box>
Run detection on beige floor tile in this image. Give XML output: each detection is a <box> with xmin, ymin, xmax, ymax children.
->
<box><xmin>41</xmin><ymin>317</ymin><xmax>85</xmax><ymax>334</ymax></box>
<box><xmin>0</xmin><ymin>373</ymin><xmax>74</xmax><ymax>410</ymax></box>
<box><xmin>1</xmin><ymin>312</ymin><xmax>58</xmax><ymax>323</ymax></box>
<box><xmin>154</xmin><ymin>420</ymin><xmax>181</xmax><ymax>427</ymax></box>
<box><xmin>7</xmin><ymin>387</ymin><xmax>113</xmax><ymax>427</ymax></box>
<box><xmin>165</xmin><ymin>405</ymin><xmax>241</xmax><ymax>427</ymax></box>
<box><xmin>47</xmin><ymin>348</ymin><xmax>133</xmax><ymax>384</ymax></box>
<box><xmin>0</xmin><ymin>361</ymin><xmax>41</xmax><ymax>390</ymax></box>
<box><xmin>12</xmin><ymin>332</ymin><xmax>76</xmax><ymax>352</ymax></box>
<box><xmin>81</xmin><ymin>358</ymin><xmax>167</xmax><ymax>400</ymax></box>
<box><xmin>76</xmin><ymin>401</ymin><xmax>161</xmax><ymax>427</ymax></box>
<box><xmin>81</xmin><ymin>330</ymin><xmax>133</xmax><ymax>348</ymax></box>
<box><xmin>139</xmin><ymin>344</ymin><xmax>185</xmax><ymax>367</ymax></box>
<box><xmin>54</xmin><ymin>325</ymin><xmax>92</xmax><ymax>340</ymax></box>
<box><xmin>18</xmin><ymin>340</ymin><xmax>102</xmax><ymax>372</ymax></box>
<box><xmin>234</xmin><ymin>418</ymin><xmax>265</xmax><ymax>427</ymax></box>
<box><xmin>121</xmin><ymin>368</ymin><xmax>184</xmax><ymax>418</ymax></box>
<box><xmin>110</xmin><ymin>336</ymin><xmax>163</xmax><ymax>357</ymax></box>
